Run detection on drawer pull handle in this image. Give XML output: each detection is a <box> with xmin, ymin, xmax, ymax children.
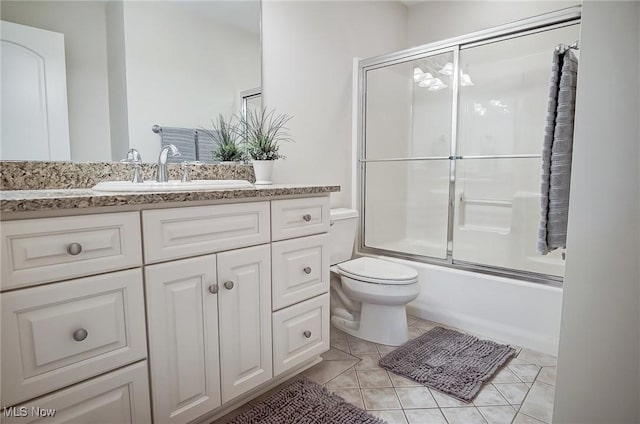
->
<box><xmin>302</xmin><ymin>214</ymin><xmax>312</xmax><ymax>222</ymax></box>
<box><xmin>224</xmin><ymin>281</ymin><xmax>234</xmax><ymax>290</ymax></box>
<box><xmin>67</xmin><ymin>242</ymin><xmax>83</xmax><ymax>256</ymax></box>
<box><xmin>303</xmin><ymin>331</ymin><xmax>312</xmax><ymax>338</ymax></box>
<box><xmin>303</xmin><ymin>266</ymin><xmax>312</xmax><ymax>274</ymax></box>
<box><xmin>208</xmin><ymin>284</ymin><xmax>219</xmax><ymax>294</ymax></box>
<box><xmin>73</xmin><ymin>328</ymin><xmax>88</xmax><ymax>342</ymax></box>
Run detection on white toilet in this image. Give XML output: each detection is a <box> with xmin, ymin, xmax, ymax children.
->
<box><xmin>329</xmin><ymin>208</ymin><xmax>420</xmax><ymax>346</ymax></box>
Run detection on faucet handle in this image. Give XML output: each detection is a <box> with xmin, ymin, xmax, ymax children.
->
<box><xmin>181</xmin><ymin>161</ymin><xmax>203</xmax><ymax>183</ymax></box>
<box><xmin>121</xmin><ymin>149</ymin><xmax>144</xmax><ymax>183</ymax></box>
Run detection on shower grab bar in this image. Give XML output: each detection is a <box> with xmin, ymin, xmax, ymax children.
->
<box><xmin>359</xmin><ymin>153</ymin><xmax>541</xmax><ymax>162</ymax></box>
<box><xmin>459</xmin><ymin>196</ymin><xmax>512</xmax><ymax>206</ymax></box>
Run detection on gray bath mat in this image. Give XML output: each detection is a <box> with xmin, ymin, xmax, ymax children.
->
<box><xmin>226</xmin><ymin>377</ymin><xmax>384</xmax><ymax>424</ymax></box>
<box><xmin>379</xmin><ymin>326</ymin><xmax>516</xmax><ymax>402</ymax></box>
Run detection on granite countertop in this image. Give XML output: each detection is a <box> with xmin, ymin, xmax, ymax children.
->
<box><xmin>0</xmin><ymin>184</ymin><xmax>340</xmax><ymax>213</ymax></box>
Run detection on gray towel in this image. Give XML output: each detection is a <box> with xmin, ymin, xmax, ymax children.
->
<box><xmin>538</xmin><ymin>50</ymin><xmax>578</xmax><ymax>255</ymax></box>
<box><xmin>195</xmin><ymin>130</ymin><xmax>218</xmax><ymax>163</ymax></box>
<box><xmin>158</xmin><ymin>127</ymin><xmax>197</xmax><ymax>163</ymax></box>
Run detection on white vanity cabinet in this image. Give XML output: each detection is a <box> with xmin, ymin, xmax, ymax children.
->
<box><xmin>145</xmin><ymin>244</ymin><xmax>272</xmax><ymax>424</ymax></box>
<box><xmin>1</xmin><ymin>193</ymin><xmax>333</xmax><ymax>424</ymax></box>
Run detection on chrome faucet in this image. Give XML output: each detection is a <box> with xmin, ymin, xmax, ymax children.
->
<box><xmin>156</xmin><ymin>144</ymin><xmax>181</xmax><ymax>182</ymax></box>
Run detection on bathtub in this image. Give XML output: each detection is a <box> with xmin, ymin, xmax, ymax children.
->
<box><xmin>369</xmin><ymin>255</ymin><xmax>563</xmax><ymax>356</ymax></box>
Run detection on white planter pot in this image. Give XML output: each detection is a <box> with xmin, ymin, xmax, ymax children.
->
<box><xmin>252</xmin><ymin>160</ymin><xmax>274</xmax><ymax>185</ymax></box>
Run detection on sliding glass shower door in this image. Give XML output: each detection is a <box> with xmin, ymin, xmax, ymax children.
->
<box><xmin>363</xmin><ymin>49</ymin><xmax>455</xmax><ymax>260</ymax></box>
<box><xmin>359</xmin><ymin>20</ymin><xmax>581</xmax><ymax>282</ymax></box>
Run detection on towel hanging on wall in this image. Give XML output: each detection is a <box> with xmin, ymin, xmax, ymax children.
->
<box><xmin>155</xmin><ymin>126</ymin><xmax>197</xmax><ymax>163</ymax></box>
<box><xmin>537</xmin><ymin>49</ymin><xmax>579</xmax><ymax>255</ymax></box>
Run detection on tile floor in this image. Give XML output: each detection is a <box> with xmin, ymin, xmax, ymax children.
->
<box><xmin>216</xmin><ymin>316</ymin><xmax>557</xmax><ymax>424</ymax></box>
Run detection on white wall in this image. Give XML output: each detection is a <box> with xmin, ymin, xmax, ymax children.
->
<box><xmin>261</xmin><ymin>0</ymin><xmax>408</xmax><ymax>207</ymax></box>
<box><xmin>121</xmin><ymin>1</ymin><xmax>261</xmax><ymax>161</ymax></box>
<box><xmin>553</xmin><ymin>2</ymin><xmax>640</xmax><ymax>423</ymax></box>
<box><xmin>1</xmin><ymin>1</ymin><xmax>112</xmax><ymax>161</ymax></box>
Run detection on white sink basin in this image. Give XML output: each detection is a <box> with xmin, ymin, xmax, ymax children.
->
<box><xmin>92</xmin><ymin>179</ymin><xmax>254</xmax><ymax>192</ymax></box>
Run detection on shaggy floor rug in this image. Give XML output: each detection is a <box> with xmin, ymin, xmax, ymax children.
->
<box><xmin>379</xmin><ymin>326</ymin><xmax>516</xmax><ymax>402</ymax></box>
<box><xmin>226</xmin><ymin>377</ymin><xmax>384</xmax><ymax>424</ymax></box>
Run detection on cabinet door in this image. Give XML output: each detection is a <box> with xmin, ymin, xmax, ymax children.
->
<box><xmin>145</xmin><ymin>255</ymin><xmax>221</xmax><ymax>424</ymax></box>
<box><xmin>217</xmin><ymin>244</ymin><xmax>272</xmax><ymax>403</ymax></box>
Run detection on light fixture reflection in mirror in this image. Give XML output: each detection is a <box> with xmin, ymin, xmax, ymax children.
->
<box><xmin>0</xmin><ymin>0</ymin><xmax>262</xmax><ymax>162</ymax></box>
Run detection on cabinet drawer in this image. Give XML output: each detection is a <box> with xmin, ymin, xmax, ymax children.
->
<box><xmin>272</xmin><ymin>233</ymin><xmax>330</xmax><ymax>310</ymax></box>
<box><xmin>142</xmin><ymin>202</ymin><xmax>270</xmax><ymax>263</ymax></box>
<box><xmin>1</xmin><ymin>212</ymin><xmax>141</xmax><ymax>290</ymax></box>
<box><xmin>271</xmin><ymin>197</ymin><xmax>330</xmax><ymax>241</ymax></box>
<box><xmin>1</xmin><ymin>361</ymin><xmax>151</xmax><ymax>424</ymax></box>
<box><xmin>1</xmin><ymin>269</ymin><xmax>147</xmax><ymax>406</ymax></box>
<box><xmin>272</xmin><ymin>293</ymin><xmax>330</xmax><ymax>376</ymax></box>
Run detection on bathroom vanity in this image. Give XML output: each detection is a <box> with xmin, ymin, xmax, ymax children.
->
<box><xmin>0</xmin><ymin>163</ymin><xmax>339</xmax><ymax>424</ymax></box>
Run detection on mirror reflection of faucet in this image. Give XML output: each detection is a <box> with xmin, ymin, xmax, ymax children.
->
<box><xmin>157</xmin><ymin>144</ymin><xmax>181</xmax><ymax>182</ymax></box>
<box><xmin>121</xmin><ymin>148</ymin><xmax>144</xmax><ymax>183</ymax></box>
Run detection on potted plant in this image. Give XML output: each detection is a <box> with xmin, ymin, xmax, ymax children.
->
<box><xmin>240</xmin><ymin>108</ymin><xmax>293</xmax><ymax>185</ymax></box>
<box><xmin>203</xmin><ymin>114</ymin><xmax>243</xmax><ymax>163</ymax></box>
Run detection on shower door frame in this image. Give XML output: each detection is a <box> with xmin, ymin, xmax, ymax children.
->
<box><xmin>356</xmin><ymin>5</ymin><xmax>582</xmax><ymax>286</ymax></box>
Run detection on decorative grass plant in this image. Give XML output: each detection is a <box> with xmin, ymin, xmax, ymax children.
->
<box><xmin>240</xmin><ymin>108</ymin><xmax>293</xmax><ymax>160</ymax></box>
<box><xmin>204</xmin><ymin>114</ymin><xmax>243</xmax><ymax>162</ymax></box>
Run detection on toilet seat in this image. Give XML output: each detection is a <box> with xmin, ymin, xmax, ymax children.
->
<box><xmin>337</xmin><ymin>257</ymin><xmax>418</xmax><ymax>285</ymax></box>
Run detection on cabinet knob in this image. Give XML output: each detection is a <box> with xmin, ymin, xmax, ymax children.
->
<box><xmin>303</xmin><ymin>266</ymin><xmax>312</xmax><ymax>274</ymax></box>
<box><xmin>224</xmin><ymin>281</ymin><xmax>234</xmax><ymax>290</ymax></box>
<box><xmin>208</xmin><ymin>284</ymin><xmax>219</xmax><ymax>294</ymax></box>
<box><xmin>67</xmin><ymin>242</ymin><xmax>83</xmax><ymax>256</ymax></box>
<box><xmin>302</xmin><ymin>214</ymin><xmax>312</xmax><ymax>222</ymax></box>
<box><xmin>73</xmin><ymin>328</ymin><xmax>88</xmax><ymax>342</ymax></box>
<box><xmin>303</xmin><ymin>331</ymin><xmax>312</xmax><ymax>338</ymax></box>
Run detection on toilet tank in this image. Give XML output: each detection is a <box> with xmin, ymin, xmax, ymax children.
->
<box><xmin>330</xmin><ymin>208</ymin><xmax>359</xmax><ymax>265</ymax></box>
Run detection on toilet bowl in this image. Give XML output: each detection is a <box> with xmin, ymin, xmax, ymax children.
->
<box><xmin>329</xmin><ymin>209</ymin><xmax>420</xmax><ymax>346</ymax></box>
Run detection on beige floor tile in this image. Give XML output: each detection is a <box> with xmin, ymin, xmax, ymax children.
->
<box><xmin>407</xmin><ymin>315</ymin><xmax>420</xmax><ymax>326</ymax></box>
<box><xmin>409</xmin><ymin>318</ymin><xmax>440</xmax><ymax>331</ymax></box>
<box><xmin>330</xmin><ymin>326</ymin><xmax>348</xmax><ymax>340</ymax></box>
<box><xmin>331</xmin><ymin>338</ymin><xmax>350</xmax><ymax>353</ymax></box>
<box><xmin>404</xmin><ymin>408</ymin><xmax>448</xmax><ymax>424</ymax></box>
<box><xmin>508</xmin><ymin>364</ymin><xmax>541</xmax><ymax>383</ymax></box>
<box><xmin>491</xmin><ymin>367</ymin><xmax>522</xmax><ymax>383</ymax></box>
<box><xmin>388</xmin><ymin>372</ymin><xmax>422</xmax><ymax>387</ymax></box>
<box><xmin>355</xmin><ymin>353</ymin><xmax>382</xmax><ymax>370</ymax></box>
<box><xmin>326</xmin><ymin>369</ymin><xmax>359</xmax><ymax>389</ymax></box>
<box><xmin>321</xmin><ymin>347</ymin><xmax>357</xmax><ymax>361</ymax></box>
<box><xmin>303</xmin><ymin>359</ymin><xmax>358</xmax><ymax>385</ymax></box>
<box><xmin>329</xmin><ymin>388</ymin><xmax>365</xmax><ymax>409</ymax></box>
<box><xmin>348</xmin><ymin>338</ymin><xmax>379</xmax><ymax>355</ymax></box>
<box><xmin>493</xmin><ymin>383</ymin><xmax>530</xmax><ymax>405</ymax></box>
<box><xmin>477</xmin><ymin>405</ymin><xmax>517</xmax><ymax>424</ymax></box>
<box><xmin>361</xmin><ymin>388</ymin><xmax>402</xmax><ymax>410</ymax></box>
<box><xmin>377</xmin><ymin>343</ymin><xmax>397</xmax><ymax>355</ymax></box>
<box><xmin>430</xmin><ymin>389</ymin><xmax>469</xmax><ymax>407</ymax></box>
<box><xmin>536</xmin><ymin>367</ymin><xmax>556</xmax><ymax>386</ymax></box>
<box><xmin>369</xmin><ymin>409</ymin><xmax>409</xmax><ymax>424</ymax></box>
<box><xmin>508</xmin><ymin>356</ymin><xmax>534</xmax><ymax>366</ymax></box>
<box><xmin>520</xmin><ymin>381</ymin><xmax>555</xmax><ymax>423</ymax></box>
<box><xmin>512</xmin><ymin>412</ymin><xmax>546</xmax><ymax>423</ymax></box>
<box><xmin>395</xmin><ymin>386</ymin><xmax>438</xmax><ymax>409</ymax></box>
<box><xmin>473</xmin><ymin>384</ymin><xmax>509</xmax><ymax>406</ymax></box>
<box><xmin>441</xmin><ymin>407</ymin><xmax>488</xmax><ymax>424</ymax></box>
<box><xmin>357</xmin><ymin>370</ymin><xmax>393</xmax><ymax>388</ymax></box>
<box><xmin>408</xmin><ymin>327</ymin><xmax>423</xmax><ymax>339</ymax></box>
<box><xmin>517</xmin><ymin>348</ymin><xmax>557</xmax><ymax>367</ymax></box>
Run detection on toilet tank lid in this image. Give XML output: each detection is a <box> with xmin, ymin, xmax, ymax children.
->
<box><xmin>331</xmin><ymin>208</ymin><xmax>359</xmax><ymax>220</ymax></box>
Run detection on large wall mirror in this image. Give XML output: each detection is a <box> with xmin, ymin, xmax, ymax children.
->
<box><xmin>1</xmin><ymin>0</ymin><xmax>261</xmax><ymax>162</ymax></box>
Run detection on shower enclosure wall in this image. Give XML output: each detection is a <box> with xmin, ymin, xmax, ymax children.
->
<box><xmin>357</xmin><ymin>8</ymin><xmax>580</xmax><ymax>284</ymax></box>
